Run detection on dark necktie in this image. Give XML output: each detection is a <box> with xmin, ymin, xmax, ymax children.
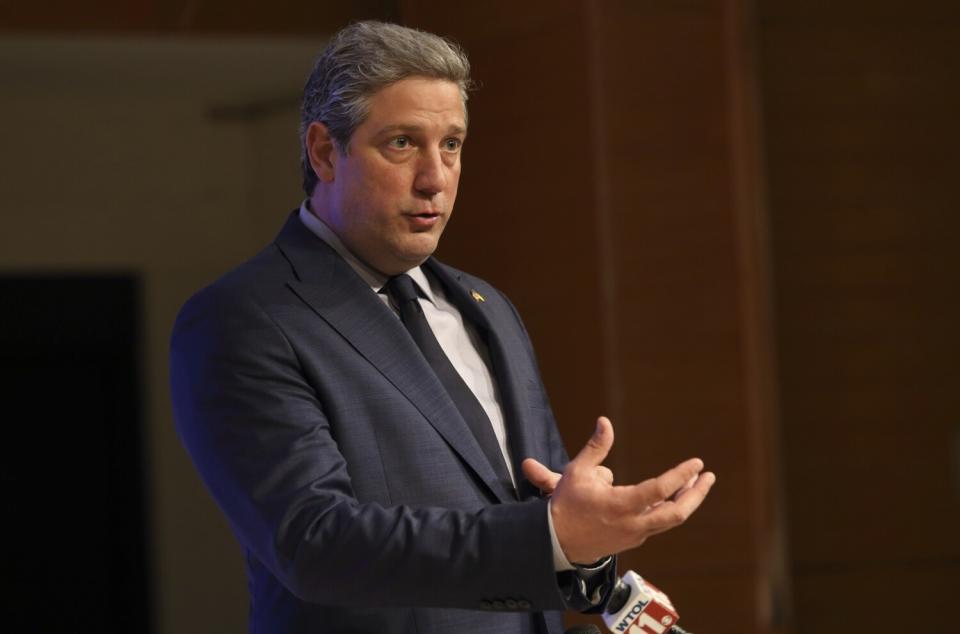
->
<box><xmin>384</xmin><ymin>274</ymin><xmax>514</xmax><ymax>495</ymax></box>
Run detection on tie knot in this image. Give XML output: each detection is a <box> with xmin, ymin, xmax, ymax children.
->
<box><xmin>384</xmin><ymin>274</ymin><xmax>420</xmax><ymax>305</ymax></box>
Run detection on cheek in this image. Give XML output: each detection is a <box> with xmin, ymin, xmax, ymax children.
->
<box><xmin>343</xmin><ymin>172</ymin><xmax>388</xmax><ymax>211</ymax></box>
<box><xmin>369</xmin><ymin>166</ymin><xmax>412</xmax><ymax>201</ymax></box>
<box><xmin>448</xmin><ymin>165</ymin><xmax>462</xmax><ymax>197</ymax></box>
<box><xmin>339</xmin><ymin>159</ymin><xmax>416</xmax><ymax>224</ymax></box>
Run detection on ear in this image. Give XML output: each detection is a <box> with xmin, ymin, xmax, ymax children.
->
<box><xmin>305</xmin><ymin>121</ymin><xmax>338</xmax><ymax>183</ymax></box>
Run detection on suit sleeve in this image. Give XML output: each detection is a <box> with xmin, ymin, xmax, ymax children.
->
<box><xmin>170</xmin><ymin>285</ymin><xmax>566</xmax><ymax>612</ymax></box>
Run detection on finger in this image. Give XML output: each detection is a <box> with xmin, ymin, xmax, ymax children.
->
<box><xmin>675</xmin><ymin>471</ymin><xmax>716</xmax><ymax>504</ymax></box>
<box><xmin>521</xmin><ymin>458</ymin><xmax>561</xmax><ymax>493</ymax></box>
<box><xmin>635</xmin><ymin>471</ymin><xmax>716</xmax><ymax>534</ymax></box>
<box><xmin>622</xmin><ymin>457</ymin><xmax>704</xmax><ymax>507</ymax></box>
<box><xmin>672</xmin><ymin>471</ymin><xmax>711</xmax><ymax>502</ymax></box>
<box><xmin>595</xmin><ymin>465</ymin><xmax>614</xmax><ymax>486</ymax></box>
<box><xmin>666</xmin><ymin>474</ymin><xmax>700</xmax><ymax>502</ymax></box>
<box><xmin>570</xmin><ymin>416</ymin><xmax>614</xmax><ymax>469</ymax></box>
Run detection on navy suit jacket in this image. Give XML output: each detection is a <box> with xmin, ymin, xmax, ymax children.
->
<box><xmin>170</xmin><ymin>213</ymin><xmax>612</xmax><ymax>633</ymax></box>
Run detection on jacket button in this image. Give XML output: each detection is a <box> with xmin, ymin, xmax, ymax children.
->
<box><xmin>518</xmin><ymin>599</ymin><xmax>532</xmax><ymax>609</ymax></box>
<box><xmin>492</xmin><ymin>600</ymin><xmax>506</xmax><ymax>610</ymax></box>
<box><xmin>505</xmin><ymin>599</ymin><xmax>518</xmax><ymax>609</ymax></box>
<box><xmin>480</xmin><ymin>600</ymin><xmax>493</xmax><ymax>610</ymax></box>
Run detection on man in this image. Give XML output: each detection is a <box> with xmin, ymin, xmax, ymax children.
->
<box><xmin>170</xmin><ymin>21</ymin><xmax>715</xmax><ymax>634</ymax></box>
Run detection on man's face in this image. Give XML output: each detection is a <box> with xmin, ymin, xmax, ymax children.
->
<box><xmin>309</xmin><ymin>77</ymin><xmax>466</xmax><ymax>276</ymax></box>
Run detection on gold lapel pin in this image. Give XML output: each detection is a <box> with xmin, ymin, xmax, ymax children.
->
<box><xmin>470</xmin><ymin>289</ymin><xmax>485</xmax><ymax>303</ymax></box>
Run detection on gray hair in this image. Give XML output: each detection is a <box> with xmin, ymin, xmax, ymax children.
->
<box><xmin>300</xmin><ymin>21</ymin><xmax>472</xmax><ymax>195</ymax></box>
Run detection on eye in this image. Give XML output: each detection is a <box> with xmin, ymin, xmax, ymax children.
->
<box><xmin>388</xmin><ymin>136</ymin><xmax>411</xmax><ymax>149</ymax></box>
<box><xmin>442</xmin><ymin>138</ymin><xmax>463</xmax><ymax>152</ymax></box>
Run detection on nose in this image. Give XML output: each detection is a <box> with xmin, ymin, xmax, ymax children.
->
<box><xmin>413</xmin><ymin>148</ymin><xmax>448</xmax><ymax>197</ymax></box>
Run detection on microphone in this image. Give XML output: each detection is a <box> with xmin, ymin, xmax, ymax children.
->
<box><xmin>601</xmin><ymin>571</ymin><xmax>692</xmax><ymax>634</ymax></box>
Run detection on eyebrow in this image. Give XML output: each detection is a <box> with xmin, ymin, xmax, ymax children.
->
<box><xmin>375</xmin><ymin>123</ymin><xmax>467</xmax><ymax>137</ymax></box>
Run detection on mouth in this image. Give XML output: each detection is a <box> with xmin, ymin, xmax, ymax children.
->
<box><xmin>404</xmin><ymin>210</ymin><xmax>443</xmax><ymax>230</ymax></box>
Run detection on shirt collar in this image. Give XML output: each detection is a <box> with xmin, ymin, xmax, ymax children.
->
<box><xmin>298</xmin><ymin>200</ymin><xmax>437</xmax><ymax>305</ymax></box>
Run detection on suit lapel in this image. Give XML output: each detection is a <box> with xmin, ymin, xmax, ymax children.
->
<box><xmin>274</xmin><ymin>214</ymin><xmax>512</xmax><ymax>503</ymax></box>
<box><xmin>425</xmin><ymin>260</ymin><xmax>544</xmax><ymax>501</ymax></box>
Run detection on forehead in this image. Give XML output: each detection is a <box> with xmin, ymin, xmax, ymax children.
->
<box><xmin>363</xmin><ymin>77</ymin><xmax>466</xmax><ymax>129</ymax></box>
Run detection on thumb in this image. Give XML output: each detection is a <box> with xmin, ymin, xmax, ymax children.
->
<box><xmin>522</xmin><ymin>458</ymin><xmax>561</xmax><ymax>493</ymax></box>
<box><xmin>571</xmin><ymin>416</ymin><xmax>614</xmax><ymax>468</ymax></box>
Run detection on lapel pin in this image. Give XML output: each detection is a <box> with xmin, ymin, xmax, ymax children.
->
<box><xmin>470</xmin><ymin>289</ymin><xmax>485</xmax><ymax>303</ymax></box>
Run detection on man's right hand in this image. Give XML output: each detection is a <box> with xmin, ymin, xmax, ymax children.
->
<box><xmin>521</xmin><ymin>416</ymin><xmax>716</xmax><ymax>565</ymax></box>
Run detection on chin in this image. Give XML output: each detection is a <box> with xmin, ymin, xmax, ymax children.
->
<box><xmin>388</xmin><ymin>252</ymin><xmax>432</xmax><ymax>274</ymax></box>
<box><xmin>402</xmin><ymin>237</ymin><xmax>440</xmax><ymax>259</ymax></box>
